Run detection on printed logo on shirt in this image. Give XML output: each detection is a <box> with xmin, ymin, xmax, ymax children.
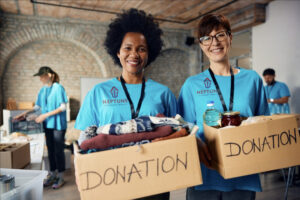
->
<box><xmin>196</xmin><ymin>77</ymin><xmax>217</xmax><ymax>96</ymax></box>
<box><xmin>204</xmin><ymin>77</ymin><xmax>211</xmax><ymax>88</ymax></box>
<box><xmin>197</xmin><ymin>89</ymin><xmax>217</xmax><ymax>96</ymax></box>
<box><xmin>102</xmin><ymin>98</ymin><xmax>128</xmax><ymax>105</ymax></box>
<box><xmin>102</xmin><ymin>87</ymin><xmax>128</xmax><ymax>105</ymax></box>
<box><xmin>110</xmin><ymin>87</ymin><xmax>118</xmax><ymax>98</ymax></box>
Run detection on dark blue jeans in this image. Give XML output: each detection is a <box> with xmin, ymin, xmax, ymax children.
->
<box><xmin>135</xmin><ymin>192</ymin><xmax>169</xmax><ymax>200</ymax></box>
<box><xmin>186</xmin><ymin>187</ymin><xmax>256</xmax><ymax>200</ymax></box>
<box><xmin>44</xmin><ymin>127</ymin><xmax>66</xmax><ymax>173</ymax></box>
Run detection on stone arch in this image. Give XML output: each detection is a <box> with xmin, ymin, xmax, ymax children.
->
<box><xmin>0</xmin><ymin>24</ymin><xmax>108</xmax><ymax>78</ymax></box>
<box><xmin>2</xmin><ymin>38</ymin><xmax>105</xmax><ymax>120</ymax></box>
<box><xmin>145</xmin><ymin>48</ymin><xmax>190</xmax><ymax>97</ymax></box>
<box><xmin>0</xmin><ymin>15</ymin><xmax>115</xmax><ymax>121</ymax></box>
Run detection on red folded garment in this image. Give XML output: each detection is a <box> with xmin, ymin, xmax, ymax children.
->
<box><xmin>152</xmin><ymin>128</ymin><xmax>188</xmax><ymax>142</ymax></box>
<box><xmin>80</xmin><ymin>126</ymin><xmax>173</xmax><ymax>151</ymax></box>
<box><xmin>156</xmin><ymin>113</ymin><xmax>166</xmax><ymax>118</ymax></box>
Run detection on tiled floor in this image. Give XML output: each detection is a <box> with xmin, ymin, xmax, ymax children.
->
<box><xmin>43</xmin><ymin>164</ymin><xmax>80</xmax><ymax>200</ymax></box>
<box><xmin>43</xmin><ymin>155</ymin><xmax>300</xmax><ymax>200</ymax></box>
<box><xmin>257</xmin><ymin>170</ymin><xmax>300</xmax><ymax>200</ymax></box>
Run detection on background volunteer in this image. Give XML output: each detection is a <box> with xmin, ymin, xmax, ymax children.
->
<box><xmin>14</xmin><ymin>66</ymin><xmax>68</xmax><ymax>189</ymax></box>
<box><xmin>263</xmin><ymin>68</ymin><xmax>291</xmax><ymax>114</ymax></box>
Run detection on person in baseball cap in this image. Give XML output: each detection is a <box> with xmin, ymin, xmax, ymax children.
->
<box><xmin>15</xmin><ymin>65</ymin><xmax>67</xmax><ymax>189</ymax></box>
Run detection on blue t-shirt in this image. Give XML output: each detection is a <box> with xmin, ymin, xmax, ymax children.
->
<box><xmin>264</xmin><ymin>81</ymin><xmax>290</xmax><ymax>114</ymax></box>
<box><xmin>178</xmin><ymin>67</ymin><xmax>269</xmax><ymax>192</ymax></box>
<box><xmin>35</xmin><ymin>82</ymin><xmax>68</xmax><ymax>130</ymax></box>
<box><xmin>75</xmin><ymin>78</ymin><xmax>178</xmax><ymax>131</ymax></box>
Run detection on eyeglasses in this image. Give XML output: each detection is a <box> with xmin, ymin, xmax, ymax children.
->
<box><xmin>199</xmin><ymin>31</ymin><xmax>230</xmax><ymax>46</ymax></box>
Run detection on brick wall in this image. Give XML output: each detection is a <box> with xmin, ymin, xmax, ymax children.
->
<box><xmin>146</xmin><ymin>48</ymin><xmax>189</xmax><ymax>97</ymax></box>
<box><xmin>2</xmin><ymin>39</ymin><xmax>105</xmax><ymax>119</ymax></box>
<box><xmin>0</xmin><ymin>13</ymin><xmax>199</xmax><ymax>124</ymax></box>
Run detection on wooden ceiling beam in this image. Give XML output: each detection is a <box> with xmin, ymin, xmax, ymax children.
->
<box><xmin>1</xmin><ymin>0</ymin><xmax>273</xmax><ymax>32</ymax></box>
<box><xmin>228</xmin><ymin>3</ymin><xmax>267</xmax><ymax>32</ymax></box>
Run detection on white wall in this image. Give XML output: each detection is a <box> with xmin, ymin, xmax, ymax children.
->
<box><xmin>252</xmin><ymin>0</ymin><xmax>300</xmax><ymax>113</ymax></box>
<box><xmin>80</xmin><ymin>77</ymin><xmax>111</xmax><ymax>105</ymax></box>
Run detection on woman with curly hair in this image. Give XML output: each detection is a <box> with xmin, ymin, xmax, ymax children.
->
<box><xmin>75</xmin><ymin>8</ymin><xmax>177</xmax><ymax>200</ymax></box>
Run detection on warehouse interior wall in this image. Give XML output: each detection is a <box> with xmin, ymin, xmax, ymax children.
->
<box><xmin>252</xmin><ymin>0</ymin><xmax>300</xmax><ymax>113</ymax></box>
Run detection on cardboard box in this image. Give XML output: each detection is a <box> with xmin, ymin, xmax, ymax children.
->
<box><xmin>286</xmin><ymin>114</ymin><xmax>300</xmax><ymax>127</ymax></box>
<box><xmin>18</xmin><ymin>102</ymin><xmax>34</xmax><ymax>110</ymax></box>
<box><xmin>204</xmin><ymin>114</ymin><xmax>300</xmax><ymax>179</ymax></box>
<box><xmin>74</xmin><ymin>135</ymin><xmax>202</xmax><ymax>200</ymax></box>
<box><xmin>0</xmin><ymin>142</ymin><xmax>31</xmax><ymax>169</ymax></box>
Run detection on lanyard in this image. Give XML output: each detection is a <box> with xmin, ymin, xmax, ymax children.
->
<box><xmin>120</xmin><ymin>75</ymin><xmax>145</xmax><ymax>119</ymax></box>
<box><xmin>208</xmin><ymin>67</ymin><xmax>234</xmax><ymax>112</ymax></box>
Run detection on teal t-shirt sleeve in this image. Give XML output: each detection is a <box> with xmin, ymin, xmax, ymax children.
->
<box><xmin>75</xmin><ymin>88</ymin><xmax>99</xmax><ymax>131</ymax></box>
<box><xmin>279</xmin><ymin>83</ymin><xmax>290</xmax><ymax>97</ymax></box>
<box><xmin>166</xmin><ymin>88</ymin><xmax>178</xmax><ymax>117</ymax></box>
<box><xmin>255</xmin><ymin>74</ymin><xmax>270</xmax><ymax>116</ymax></box>
<box><xmin>35</xmin><ymin>88</ymin><xmax>43</xmax><ymax>107</ymax></box>
<box><xmin>56</xmin><ymin>85</ymin><xmax>68</xmax><ymax>105</ymax></box>
<box><xmin>178</xmin><ymin>80</ymin><xmax>196</xmax><ymax>124</ymax></box>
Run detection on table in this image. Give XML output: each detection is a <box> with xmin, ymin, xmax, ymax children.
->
<box><xmin>25</xmin><ymin>133</ymin><xmax>45</xmax><ymax>170</ymax></box>
<box><xmin>0</xmin><ymin>133</ymin><xmax>45</xmax><ymax>170</ymax></box>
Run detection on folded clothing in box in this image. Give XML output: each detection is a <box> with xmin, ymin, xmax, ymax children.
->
<box><xmin>78</xmin><ymin>114</ymin><xmax>193</xmax><ymax>153</ymax></box>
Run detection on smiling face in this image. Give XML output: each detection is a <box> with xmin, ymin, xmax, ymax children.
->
<box><xmin>199</xmin><ymin>27</ymin><xmax>232</xmax><ymax>64</ymax></box>
<box><xmin>117</xmin><ymin>32</ymin><xmax>148</xmax><ymax>76</ymax></box>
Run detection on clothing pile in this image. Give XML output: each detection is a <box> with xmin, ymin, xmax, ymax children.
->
<box><xmin>78</xmin><ymin>114</ymin><xmax>195</xmax><ymax>154</ymax></box>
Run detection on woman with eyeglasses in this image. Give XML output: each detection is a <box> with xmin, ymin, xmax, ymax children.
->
<box><xmin>178</xmin><ymin>14</ymin><xmax>269</xmax><ymax>200</ymax></box>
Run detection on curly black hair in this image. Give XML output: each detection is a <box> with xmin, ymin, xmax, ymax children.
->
<box><xmin>104</xmin><ymin>8</ymin><xmax>163</xmax><ymax>68</ymax></box>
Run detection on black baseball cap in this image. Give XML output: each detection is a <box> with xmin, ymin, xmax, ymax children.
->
<box><xmin>33</xmin><ymin>66</ymin><xmax>53</xmax><ymax>76</ymax></box>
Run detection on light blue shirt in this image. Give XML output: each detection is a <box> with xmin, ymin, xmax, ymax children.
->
<box><xmin>35</xmin><ymin>82</ymin><xmax>68</xmax><ymax>130</ymax></box>
<box><xmin>178</xmin><ymin>67</ymin><xmax>269</xmax><ymax>192</ymax></box>
<box><xmin>75</xmin><ymin>78</ymin><xmax>178</xmax><ymax>131</ymax></box>
<box><xmin>264</xmin><ymin>81</ymin><xmax>290</xmax><ymax>114</ymax></box>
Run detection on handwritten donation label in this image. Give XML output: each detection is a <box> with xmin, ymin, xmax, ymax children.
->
<box><xmin>225</xmin><ymin>128</ymin><xmax>299</xmax><ymax>157</ymax></box>
<box><xmin>80</xmin><ymin>152</ymin><xmax>189</xmax><ymax>191</ymax></box>
<box><xmin>76</xmin><ymin>135</ymin><xmax>202</xmax><ymax>200</ymax></box>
